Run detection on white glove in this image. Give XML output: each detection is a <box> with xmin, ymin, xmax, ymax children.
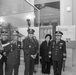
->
<box><xmin>0</xmin><ymin>54</ymin><xmax>2</xmax><ymax>59</ymax></box>
<box><xmin>3</xmin><ymin>52</ymin><xmax>6</xmax><ymax>56</ymax></box>
<box><xmin>2</xmin><ymin>42</ymin><xmax>10</xmax><ymax>47</ymax></box>
<box><xmin>39</xmin><ymin>56</ymin><xmax>42</xmax><ymax>59</ymax></box>
<box><xmin>31</xmin><ymin>55</ymin><xmax>36</xmax><ymax>59</ymax></box>
<box><xmin>33</xmin><ymin>54</ymin><xmax>37</xmax><ymax>58</ymax></box>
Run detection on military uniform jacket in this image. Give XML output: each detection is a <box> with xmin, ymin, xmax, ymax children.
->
<box><xmin>49</xmin><ymin>40</ymin><xmax>66</xmax><ymax>61</ymax></box>
<box><xmin>40</xmin><ymin>41</ymin><xmax>51</xmax><ymax>62</ymax></box>
<box><xmin>0</xmin><ymin>40</ymin><xmax>7</xmax><ymax>63</ymax></box>
<box><xmin>4</xmin><ymin>41</ymin><xmax>21</xmax><ymax>65</ymax></box>
<box><xmin>0</xmin><ymin>50</ymin><xmax>4</xmax><ymax>63</ymax></box>
<box><xmin>1</xmin><ymin>40</ymin><xmax>8</xmax><ymax>63</ymax></box>
<box><xmin>23</xmin><ymin>36</ymin><xmax>39</xmax><ymax>60</ymax></box>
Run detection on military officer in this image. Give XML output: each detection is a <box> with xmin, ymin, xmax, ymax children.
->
<box><xmin>23</xmin><ymin>28</ymin><xmax>39</xmax><ymax>75</ymax></box>
<box><xmin>49</xmin><ymin>31</ymin><xmax>66</xmax><ymax>75</ymax></box>
<box><xmin>4</xmin><ymin>30</ymin><xmax>21</xmax><ymax>75</ymax></box>
<box><xmin>1</xmin><ymin>39</ymin><xmax>8</xmax><ymax>74</ymax></box>
<box><xmin>0</xmin><ymin>33</ymin><xmax>4</xmax><ymax>75</ymax></box>
<box><xmin>1</xmin><ymin>29</ymin><xmax>9</xmax><ymax>74</ymax></box>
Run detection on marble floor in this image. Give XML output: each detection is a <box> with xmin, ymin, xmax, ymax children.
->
<box><xmin>3</xmin><ymin>60</ymin><xmax>76</xmax><ymax>75</ymax></box>
<box><xmin>3</xmin><ymin>48</ymin><xmax>76</xmax><ymax>75</ymax></box>
<box><xmin>18</xmin><ymin>60</ymin><xmax>75</xmax><ymax>75</ymax></box>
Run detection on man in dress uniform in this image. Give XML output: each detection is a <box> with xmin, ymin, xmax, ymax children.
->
<box><xmin>0</xmin><ymin>33</ymin><xmax>4</xmax><ymax>75</ymax></box>
<box><xmin>4</xmin><ymin>30</ymin><xmax>21</xmax><ymax>75</ymax></box>
<box><xmin>49</xmin><ymin>31</ymin><xmax>66</xmax><ymax>75</ymax></box>
<box><xmin>1</xmin><ymin>29</ymin><xmax>8</xmax><ymax>74</ymax></box>
<box><xmin>23</xmin><ymin>28</ymin><xmax>39</xmax><ymax>75</ymax></box>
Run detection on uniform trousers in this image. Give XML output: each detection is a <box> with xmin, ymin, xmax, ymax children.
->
<box><xmin>5</xmin><ymin>63</ymin><xmax>19</xmax><ymax>75</ymax></box>
<box><xmin>0</xmin><ymin>61</ymin><xmax>3</xmax><ymax>75</ymax></box>
<box><xmin>24</xmin><ymin>56</ymin><xmax>35</xmax><ymax>75</ymax></box>
<box><xmin>0</xmin><ymin>56</ymin><xmax>7</xmax><ymax>75</ymax></box>
<box><xmin>52</xmin><ymin>59</ymin><xmax>63</xmax><ymax>75</ymax></box>
<box><xmin>3</xmin><ymin>56</ymin><xmax>7</xmax><ymax>73</ymax></box>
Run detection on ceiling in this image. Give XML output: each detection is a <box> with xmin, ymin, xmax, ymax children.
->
<box><xmin>0</xmin><ymin>0</ymin><xmax>34</xmax><ymax>16</ymax></box>
<box><xmin>0</xmin><ymin>0</ymin><xmax>60</xmax><ymax>28</ymax></box>
<box><xmin>35</xmin><ymin>0</ymin><xmax>60</xmax><ymax>4</ymax></box>
<box><xmin>1</xmin><ymin>12</ymin><xmax>35</xmax><ymax>28</ymax></box>
<box><xmin>0</xmin><ymin>0</ymin><xmax>35</xmax><ymax>28</ymax></box>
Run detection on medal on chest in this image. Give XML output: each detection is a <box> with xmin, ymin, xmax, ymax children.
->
<box><xmin>11</xmin><ymin>44</ymin><xmax>13</xmax><ymax>51</ymax></box>
<box><xmin>52</xmin><ymin>42</ymin><xmax>55</xmax><ymax>48</ymax></box>
<box><xmin>59</xmin><ymin>42</ymin><xmax>63</xmax><ymax>49</ymax></box>
<box><xmin>29</xmin><ymin>45</ymin><xmax>31</xmax><ymax>48</ymax></box>
<box><xmin>0</xmin><ymin>54</ymin><xmax>2</xmax><ymax>59</ymax></box>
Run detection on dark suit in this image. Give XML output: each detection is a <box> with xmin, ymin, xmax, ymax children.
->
<box><xmin>23</xmin><ymin>36</ymin><xmax>39</xmax><ymax>75</ymax></box>
<box><xmin>40</xmin><ymin>41</ymin><xmax>52</xmax><ymax>74</ymax></box>
<box><xmin>49</xmin><ymin>40</ymin><xmax>66</xmax><ymax>75</ymax></box>
<box><xmin>4</xmin><ymin>41</ymin><xmax>21</xmax><ymax>75</ymax></box>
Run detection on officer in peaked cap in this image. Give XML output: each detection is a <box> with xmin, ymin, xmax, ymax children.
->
<box><xmin>12</xmin><ymin>30</ymin><xmax>19</xmax><ymax>42</ymax></box>
<box><xmin>12</xmin><ymin>30</ymin><xmax>18</xmax><ymax>36</ymax></box>
<box><xmin>55</xmin><ymin>31</ymin><xmax>63</xmax><ymax>36</ymax></box>
<box><xmin>27</xmin><ymin>28</ymin><xmax>35</xmax><ymax>34</ymax></box>
<box><xmin>23</xmin><ymin>28</ymin><xmax>39</xmax><ymax>75</ymax></box>
<box><xmin>0</xmin><ymin>32</ymin><xmax>4</xmax><ymax>75</ymax></box>
<box><xmin>4</xmin><ymin>30</ymin><xmax>21</xmax><ymax>75</ymax></box>
<box><xmin>49</xmin><ymin>31</ymin><xmax>66</xmax><ymax>75</ymax></box>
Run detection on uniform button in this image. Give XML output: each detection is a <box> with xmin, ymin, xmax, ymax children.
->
<box><xmin>29</xmin><ymin>45</ymin><xmax>31</xmax><ymax>48</ymax></box>
<box><xmin>11</xmin><ymin>50</ymin><xmax>13</xmax><ymax>51</ymax></box>
<box><xmin>60</xmin><ymin>47</ymin><xmax>62</xmax><ymax>49</ymax></box>
<box><xmin>55</xmin><ymin>51</ymin><xmax>57</xmax><ymax>52</ymax></box>
<box><xmin>11</xmin><ymin>45</ymin><xmax>12</xmax><ymax>47</ymax></box>
<box><xmin>18</xmin><ymin>44</ymin><xmax>20</xmax><ymax>46</ymax></box>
